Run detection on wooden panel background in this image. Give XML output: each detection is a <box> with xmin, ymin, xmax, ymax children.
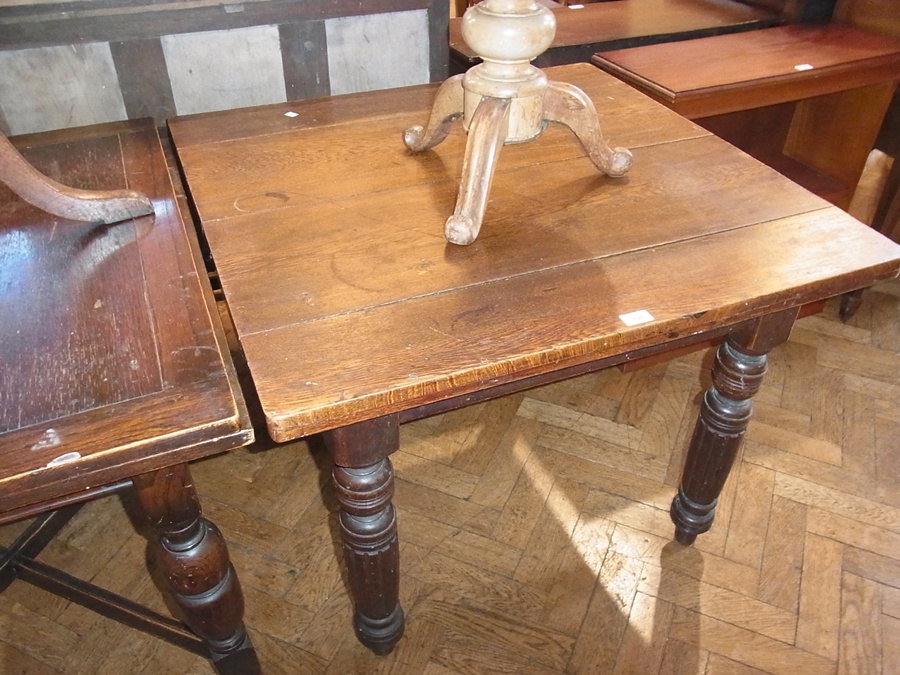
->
<box><xmin>0</xmin><ymin>0</ymin><xmax>449</xmax><ymax>135</ymax></box>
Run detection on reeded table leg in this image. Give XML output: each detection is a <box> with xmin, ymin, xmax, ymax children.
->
<box><xmin>325</xmin><ymin>415</ymin><xmax>404</xmax><ymax>655</ymax></box>
<box><xmin>672</xmin><ymin>309</ymin><xmax>798</xmax><ymax>545</ymax></box>
<box><xmin>132</xmin><ymin>464</ymin><xmax>260</xmax><ymax>674</ymax></box>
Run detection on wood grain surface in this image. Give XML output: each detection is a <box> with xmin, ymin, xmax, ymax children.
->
<box><xmin>3</xmin><ymin>275</ymin><xmax>896</xmax><ymax>674</ymax></box>
<box><xmin>171</xmin><ymin>64</ymin><xmax>900</xmax><ymax>442</ymax></box>
<box><xmin>3</xmin><ymin>122</ymin><xmax>898</xmax><ymax>675</ymax></box>
<box><xmin>0</xmin><ymin>119</ymin><xmax>251</xmax><ymax>514</ymax></box>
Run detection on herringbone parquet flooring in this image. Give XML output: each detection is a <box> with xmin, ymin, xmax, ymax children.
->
<box><xmin>1</xmin><ymin>166</ymin><xmax>898</xmax><ymax>674</ymax></box>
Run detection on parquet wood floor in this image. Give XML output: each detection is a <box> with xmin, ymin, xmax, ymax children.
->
<box><xmin>1</xmin><ymin>158</ymin><xmax>898</xmax><ymax>674</ymax></box>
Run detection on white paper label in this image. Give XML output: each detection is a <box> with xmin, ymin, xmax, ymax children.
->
<box><xmin>619</xmin><ymin>309</ymin><xmax>655</xmax><ymax>326</ymax></box>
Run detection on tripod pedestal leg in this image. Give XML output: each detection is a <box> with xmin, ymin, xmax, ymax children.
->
<box><xmin>543</xmin><ymin>81</ymin><xmax>633</xmax><ymax>177</ymax></box>
<box><xmin>445</xmin><ymin>96</ymin><xmax>511</xmax><ymax>245</ymax></box>
<box><xmin>404</xmin><ymin>75</ymin><xmax>465</xmax><ymax>152</ymax></box>
<box><xmin>1</xmin><ymin>132</ymin><xmax>153</xmax><ymax>224</ymax></box>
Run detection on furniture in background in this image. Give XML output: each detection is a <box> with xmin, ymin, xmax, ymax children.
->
<box><xmin>449</xmin><ymin>0</ymin><xmax>783</xmax><ymax>74</ymax></box>
<box><xmin>0</xmin><ymin>0</ymin><xmax>450</xmax><ymax>136</ymax></box>
<box><xmin>838</xmin><ymin>0</ymin><xmax>900</xmax><ymax>244</ymax></box>
<box><xmin>0</xmin><ymin>119</ymin><xmax>259</xmax><ymax>673</ymax></box>
<box><xmin>592</xmin><ymin>24</ymin><xmax>900</xmax><ymax>211</ymax></box>
<box><xmin>871</xmin><ymin>146</ymin><xmax>900</xmax><ymax>243</ymax></box>
<box><xmin>168</xmin><ymin>63</ymin><xmax>900</xmax><ymax>654</ymax></box>
<box><xmin>591</xmin><ymin>22</ymin><xmax>900</xmax><ymax>319</ymax></box>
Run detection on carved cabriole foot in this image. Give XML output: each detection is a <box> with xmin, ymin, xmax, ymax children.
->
<box><xmin>543</xmin><ymin>81</ymin><xmax>633</xmax><ymax>178</ymax></box>
<box><xmin>325</xmin><ymin>416</ymin><xmax>404</xmax><ymax>655</ymax></box>
<box><xmin>0</xmin><ymin>131</ymin><xmax>153</xmax><ymax>224</ymax></box>
<box><xmin>671</xmin><ymin>308</ymin><xmax>799</xmax><ymax>545</ymax></box>
<box><xmin>131</xmin><ymin>465</ymin><xmax>260</xmax><ymax>674</ymax></box>
<box><xmin>403</xmin><ymin>74</ymin><xmax>465</xmax><ymax>152</ymax></box>
<box><xmin>446</xmin><ymin>96</ymin><xmax>511</xmax><ymax>245</ymax></box>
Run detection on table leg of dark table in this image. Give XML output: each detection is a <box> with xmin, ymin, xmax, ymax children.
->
<box><xmin>325</xmin><ymin>415</ymin><xmax>405</xmax><ymax>655</ymax></box>
<box><xmin>132</xmin><ymin>464</ymin><xmax>260</xmax><ymax>674</ymax></box>
<box><xmin>671</xmin><ymin>307</ymin><xmax>799</xmax><ymax>545</ymax></box>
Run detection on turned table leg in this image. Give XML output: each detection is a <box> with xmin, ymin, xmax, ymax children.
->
<box><xmin>131</xmin><ymin>464</ymin><xmax>260</xmax><ymax>674</ymax></box>
<box><xmin>325</xmin><ymin>415</ymin><xmax>404</xmax><ymax>655</ymax></box>
<box><xmin>671</xmin><ymin>308</ymin><xmax>798</xmax><ymax>545</ymax></box>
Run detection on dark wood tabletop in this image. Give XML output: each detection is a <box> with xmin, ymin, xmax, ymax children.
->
<box><xmin>169</xmin><ymin>63</ymin><xmax>900</xmax><ymax>654</ymax></box>
<box><xmin>0</xmin><ymin>118</ymin><xmax>259</xmax><ymax>671</ymax></box>
<box><xmin>0</xmin><ymin>119</ymin><xmax>252</xmax><ymax>512</ymax></box>
<box><xmin>0</xmin><ymin>122</ymin><xmax>252</xmax><ymax>511</ymax></box>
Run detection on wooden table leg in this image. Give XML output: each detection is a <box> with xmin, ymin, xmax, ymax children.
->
<box><xmin>131</xmin><ymin>464</ymin><xmax>260</xmax><ymax>674</ymax></box>
<box><xmin>671</xmin><ymin>308</ymin><xmax>799</xmax><ymax>545</ymax></box>
<box><xmin>325</xmin><ymin>415</ymin><xmax>405</xmax><ymax>655</ymax></box>
<box><xmin>444</xmin><ymin>95</ymin><xmax>511</xmax><ymax>246</ymax></box>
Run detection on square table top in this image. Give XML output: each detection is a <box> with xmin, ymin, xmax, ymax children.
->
<box><xmin>169</xmin><ymin>63</ymin><xmax>900</xmax><ymax>443</ymax></box>
<box><xmin>0</xmin><ymin>119</ymin><xmax>252</xmax><ymax>514</ymax></box>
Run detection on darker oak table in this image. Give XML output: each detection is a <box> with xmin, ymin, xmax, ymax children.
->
<box><xmin>169</xmin><ymin>63</ymin><xmax>900</xmax><ymax>654</ymax></box>
<box><xmin>0</xmin><ymin>119</ymin><xmax>259</xmax><ymax>672</ymax></box>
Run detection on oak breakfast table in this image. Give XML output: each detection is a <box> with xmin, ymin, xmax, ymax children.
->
<box><xmin>168</xmin><ymin>63</ymin><xmax>900</xmax><ymax>654</ymax></box>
